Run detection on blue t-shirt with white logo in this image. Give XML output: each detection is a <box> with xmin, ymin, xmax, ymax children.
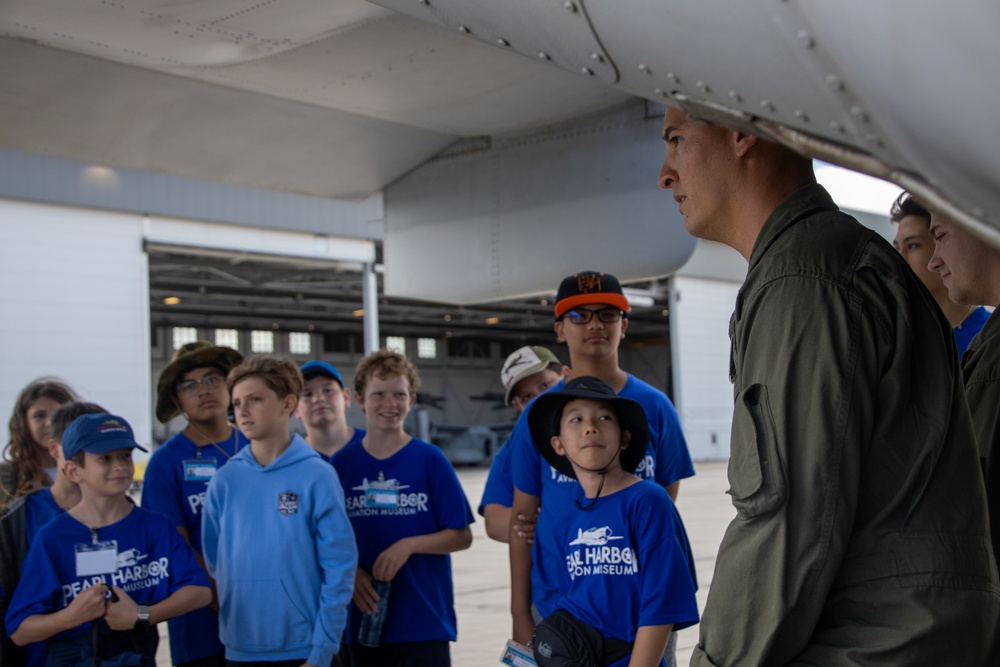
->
<box><xmin>332</xmin><ymin>438</ymin><xmax>474</xmax><ymax>644</ymax></box>
<box><xmin>5</xmin><ymin>506</ymin><xmax>209</xmax><ymax>651</ymax></box>
<box><xmin>548</xmin><ymin>481</ymin><xmax>699</xmax><ymax>666</ymax></box>
<box><xmin>141</xmin><ymin>428</ymin><xmax>248</xmax><ymax>664</ymax></box>
<box><xmin>510</xmin><ymin>374</ymin><xmax>695</xmax><ymax>617</ymax></box>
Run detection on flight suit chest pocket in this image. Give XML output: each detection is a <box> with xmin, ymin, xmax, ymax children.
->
<box><xmin>728</xmin><ymin>383</ymin><xmax>788</xmax><ymax>519</ymax></box>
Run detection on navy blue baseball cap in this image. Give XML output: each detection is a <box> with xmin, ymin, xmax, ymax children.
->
<box><xmin>300</xmin><ymin>360</ymin><xmax>344</xmax><ymax>387</ymax></box>
<box><xmin>62</xmin><ymin>413</ymin><xmax>149</xmax><ymax>460</ymax></box>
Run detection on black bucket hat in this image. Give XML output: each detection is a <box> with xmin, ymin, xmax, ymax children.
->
<box><xmin>527</xmin><ymin>376</ymin><xmax>649</xmax><ymax>479</ymax></box>
<box><xmin>155</xmin><ymin>341</ymin><xmax>243</xmax><ymax>423</ymax></box>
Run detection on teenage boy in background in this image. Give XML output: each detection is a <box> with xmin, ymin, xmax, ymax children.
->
<box><xmin>6</xmin><ymin>413</ymin><xmax>212</xmax><ymax>666</ymax></box>
<box><xmin>296</xmin><ymin>360</ymin><xmax>365</xmax><ymax>462</ymax></box>
<box><xmin>0</xmin><ymin>401</ymin><xmax>106</xmax><ymax>667</ymax></box>
<box><xmin>480</xmin><ymin>346</ymin><xmax>566</xmax><ymax>543</ymax></box>
<box><xmin>333</xmin><ymin>350</ymin><xmax>474</xmax><ymax>667</ymax></box>
<box><xmin>507</xmin><ymin>271</ymin><xmax>695</xmax><ymax>664</ymax></box>
<box><xmin>143</xmin><ymin>340</ymin><xmax>246</xmax><ymax>667</ymax></box>
<box><xmin>202</xmin><ymin>355</ymin><xmax>357</xmax><ymax>667</ymax></box>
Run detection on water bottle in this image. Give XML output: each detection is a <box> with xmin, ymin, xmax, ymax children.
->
<box><xmin>358</xmin><ymin>579</ymin><xmax>392</xmax><ymax>647</ymax></box>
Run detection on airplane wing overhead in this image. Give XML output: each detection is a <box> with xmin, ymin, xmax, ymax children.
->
<box><xmin>372</xmin><ymin>0</ymin><xmax>1000</xmax><ymax>241</ymax></box>
<box><xmin>0</xmin><ymin>0</ymin><xmax>627</xmax><ymax>199</ymax></box>
<box><xmin>0</xmin><ymin>0</ymin><xmax>1000</xmax><ymax>253</ymax></box>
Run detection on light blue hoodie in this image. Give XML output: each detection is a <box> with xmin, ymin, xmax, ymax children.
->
<box><xmin>202</xmin><ymin>434</ymin><xmax>357</xmax><ymax>666</ymax></box>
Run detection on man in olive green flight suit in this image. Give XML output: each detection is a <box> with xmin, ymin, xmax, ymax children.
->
<box><xmin>928</xmin><ymin>213</ymin><xmax>1000</xmax><ymax>571</ymax></box>
<box><xmin>658</xmin><ymin>106</ymin><xmax>1000</xmax><ymax>666</ymax></box>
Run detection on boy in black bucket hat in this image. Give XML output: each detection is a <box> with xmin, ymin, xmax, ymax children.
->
<box><xmin>526</xmin><ymin>377</ymin><xmax>698</xmax><ymax>667</ymax></box>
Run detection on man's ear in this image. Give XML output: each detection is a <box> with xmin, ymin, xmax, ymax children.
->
<box><xmin>342</xmin><ymin>388</ymin><xmax>352</xmax><ymax>408</ymax></box>
<box><xmin>282</xmin><ymin>393</ymin><xmax>298</xmax><ymax>416</ymax></box>
<box><xmin>621</xmin><ymin>430</ymin><xmax>632</xmax><ymax>449</ymax></box>
<box><xmin>553</xmin><ymin>320</ymin><xmax>565</xmax><ymax>344</ymax></box>
<box><xmin>551</xmin><ymin>435</ymin><xmax>566</xmax><ymax>456</ymax></box>
<box><xmin>733</xmin><ymin>130</ymin><xmax>758</xmax><ymax>158</ymax></box>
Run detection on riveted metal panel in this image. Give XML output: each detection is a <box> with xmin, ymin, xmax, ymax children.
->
<box><xmin>370</xmin><ymin>0</ymin><xmax>618</xmax><ymax>84</ymax></box>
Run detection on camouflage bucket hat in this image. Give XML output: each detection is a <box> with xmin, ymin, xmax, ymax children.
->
<box><xmin>155</xmin><ymin>341</ymin><xmax>243</xmax><ymax>423</ymax></box>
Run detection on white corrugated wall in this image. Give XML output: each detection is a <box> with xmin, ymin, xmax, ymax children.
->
<box><xmin>668</xmin><ymin>275</ymin><xmax>740</xmax><ymax>461</ymax></box>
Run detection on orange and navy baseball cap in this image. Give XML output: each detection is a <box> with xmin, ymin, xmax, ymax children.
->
<box><xmin>554</xmin><ymin>271</ymin><xmax>630</xmax><ymax>319</ymax></box>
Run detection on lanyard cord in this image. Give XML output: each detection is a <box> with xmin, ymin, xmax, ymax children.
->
<box><xmin>186</xmin><ymin>424</ymin><xmax>237</xmax><ymax>459</ymax></box>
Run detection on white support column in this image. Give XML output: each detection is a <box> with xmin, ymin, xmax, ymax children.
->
<box><xmin>362</xmin><ymin>262</ymin><xmax>381</xmax><ymax>354</ymax></box>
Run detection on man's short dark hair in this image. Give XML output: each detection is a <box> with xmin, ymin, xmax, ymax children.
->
<box><xmin>890</xmin><ymin>192</ymin><xmax>931</xmax><ymax>226</ymax></box>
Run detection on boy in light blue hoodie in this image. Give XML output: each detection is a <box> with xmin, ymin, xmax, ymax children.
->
<box><xmin>202</xmin><ymin>355</ymin><xmax>357</xmax><ymax>667</ymax></box>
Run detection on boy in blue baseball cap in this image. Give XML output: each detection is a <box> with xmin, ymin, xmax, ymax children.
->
<box><xmin>5</xmin><ymin>413</ymin><xmax>212</xmax><ymax>666</ymax></box>
<box><xmin>296</xmin><ymin>360</ymin><xmax>365</xmax><ymax>462</ymax></box>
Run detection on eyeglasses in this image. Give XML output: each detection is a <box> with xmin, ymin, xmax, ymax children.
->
<box><xmin>176</xmin><ymin>374</ymin><xmax>225</xmax><ymax>395</ymax></box>
<box><xmin>561</xmin><ymin>308</ymin><xmax>626</xmax><ymax>325</ymax></box>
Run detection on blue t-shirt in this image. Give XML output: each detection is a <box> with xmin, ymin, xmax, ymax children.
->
<box><xmin>141</xmin><ymin>427</ymin><xmax>248</xmax><ymax>664</ymax></box>
<box><xmin>956</xmin><ymin>306</ymin><xmax>991</xmax><ymax>359</ymax></box>
<box><xmin>478</xmin><ymin>441</ymin><xmax>514</xmax><ymax>514</ymax></box>
<box><xmin>5</xmin><ymin>506</ymin><xmax>209</xmax><ymax>653</ymax></box>
<box><xmin>550</xmin><ymin>482</ymin><xmax>699</xmax><ymax>667</ymax></box>
<box><xmin>332</xmin><ymin>438</ymin><xmax>474</xmax><ymax>644</ymax></box>
<box><xmin>510</xmin><ymin>374</ymin><xmax>695</xmax><ymax>616</ymax></box>
<box><xmin>314</xmin><ymin>428</ymin><xmax>366</xmax><ymax>464</ymax></box>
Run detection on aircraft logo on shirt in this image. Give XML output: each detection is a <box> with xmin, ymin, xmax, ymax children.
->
<box><xmin>116</xmin><ymin>549</ymin><xmax>148</xmax><ymax>568</ymax></box>
<box><xmin>351</xmin><ymin>472</ymin><xmax>410</xmax><ymax>492</ymax></box>
<box><xmin>345</xmin><ymin>471</ymin><xmax>428</xmax><ymax>515</ymax></box>
<box><xmin>569</xmin><ymin>526</ymin><xmax>624</xmax><ymax>547</ymax></box>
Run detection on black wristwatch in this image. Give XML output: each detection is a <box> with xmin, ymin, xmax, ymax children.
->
<box><xmin>134</xmin><ymin>605</ymin><xmax>151</xmax><ymax>632</ymax></box>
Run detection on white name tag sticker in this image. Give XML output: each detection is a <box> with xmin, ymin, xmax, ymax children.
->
<box><xmin>183</xmin><ymin>459</ymin><xmax>217</xmax><ymax>482</ymax></box>
<box><xmin>499</xmin><ymin>639</ymin><xmax>536</xmax><ymax>667</ymax></box>
<box><xmin>366</xmin><ymin>488</ymin><xmax>399</xmax><ymax>508</ymax></box>
<box><xmin>75</xmin><ymin>541</ymin><xmax>118</xmax><ymax>577</ymax></box>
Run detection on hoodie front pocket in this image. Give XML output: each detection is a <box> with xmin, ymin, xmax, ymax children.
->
<box><xmin>728</xmin><ymin>383</ymin><xmax>788</xmax><ymax>518</ymax></box>
<box><xmin>220</xmin><ymin>578</ymin><xmax>311</xmax><ymax>651</ymax></box>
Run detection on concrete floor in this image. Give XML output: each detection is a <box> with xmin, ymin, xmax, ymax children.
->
<box><xmin>156</xmin><ymin>460</ymin><xmax>734</xmax><ymax>666</ymax></box>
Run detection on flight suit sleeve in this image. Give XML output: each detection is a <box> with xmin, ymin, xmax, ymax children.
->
<box><xmin>692</xmin><ymin>276</ymin><xmax>877</xmax><ymax>666</ymax></box>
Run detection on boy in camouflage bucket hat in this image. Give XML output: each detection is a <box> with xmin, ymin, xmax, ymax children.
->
<box><xmin>143</xmin><ymin>340</ymin><xmax>246</xmax><ymax>666</ymax></box>
<box><xmin>155</xmin><ymin>341</ymin><xmax>244</xmax><ymax>423</ymax></box>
